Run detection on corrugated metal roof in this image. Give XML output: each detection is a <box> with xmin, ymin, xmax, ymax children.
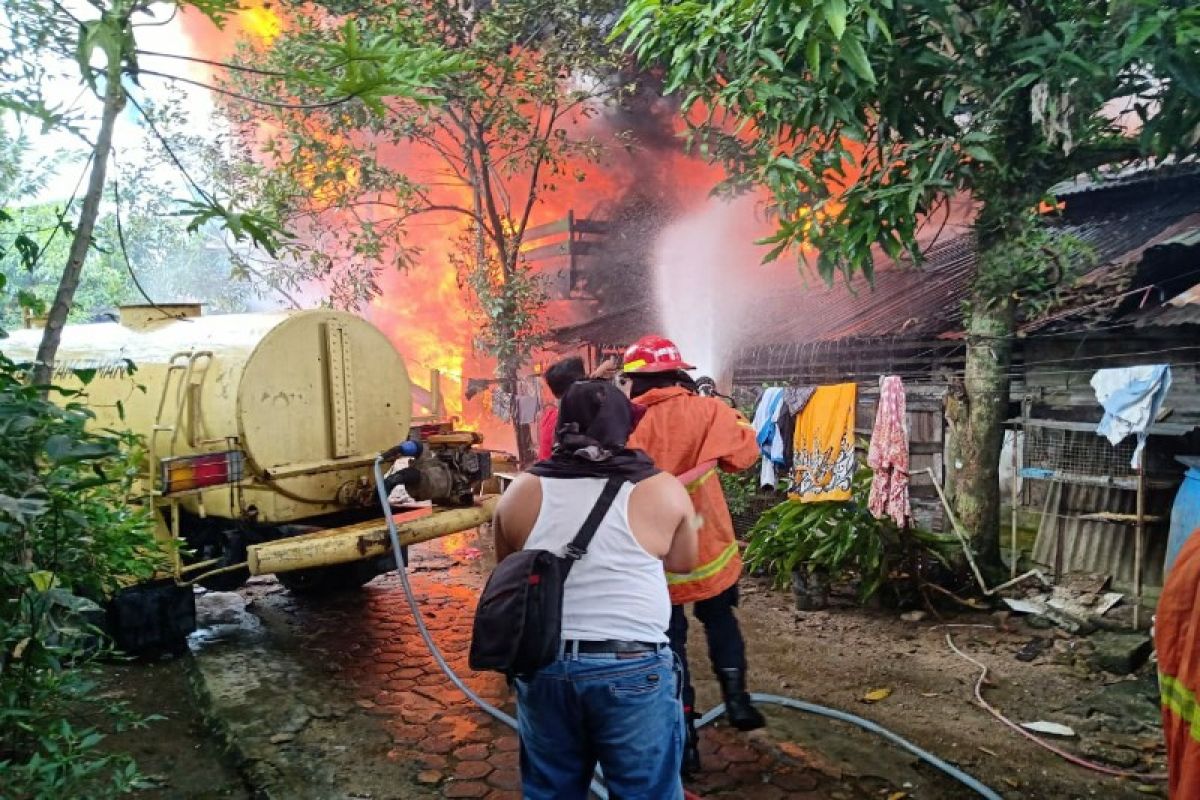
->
<box><xmin>1019</xmin><ymin>209</ymin><xmax>1200</xmax><ymax>334</ymax></box>
<box><xmin>1136</xmin><ymin>283</ymin><xmax>1200</xmax><ymax>328</ymax></box>
<box><xmin>745</xmin><ymin>236</ymin><xmax>975</xmax><ymax>345</ymax></box>
<box><xmin>1050</xmin><ymin>156</ymin><xmax>1200</xmax><ymax>199</ymax></box>
<box><xmin>550</xmin><ymin>175</ymin><xmax>1200</xmax><ymax>351</ymax></box>
<box><xmin>549</xmin><ymin>302</ymin><xmax>656</xmax><ymax>348</ymax></box>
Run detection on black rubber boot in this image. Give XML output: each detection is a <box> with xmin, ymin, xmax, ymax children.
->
<box><xmin>682</xmin><ymin>709</ymin><xmax>701</xmax><ymax>776</ymax></box>
<box><xmin>716</xmin><ymin>668</ymin><xmax>766</xmax><ymax>731</ymax></box>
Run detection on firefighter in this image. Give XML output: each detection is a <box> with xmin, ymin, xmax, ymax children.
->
<box><xmin>1156</xmin><ymin>525</ymin><xmax>1200</xmax><ymax>797</ymax></box>
<box><xmin>622</xmin><ymin>335</ymin><xmax>764</xmax><ymax>776</ymax></box>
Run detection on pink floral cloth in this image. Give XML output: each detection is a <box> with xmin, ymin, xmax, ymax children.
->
<box><xmin>868</xmin><ymin>376</ymin><xmax>912</xmax><ymax>526</ymax></box>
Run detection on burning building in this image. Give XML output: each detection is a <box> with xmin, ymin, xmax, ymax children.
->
<box><xmin>173</xmin><ymin>1</ymin><xmax>747</xmax><ymax>460</ymax></box>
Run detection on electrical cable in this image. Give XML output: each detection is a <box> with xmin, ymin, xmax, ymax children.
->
<box><xmin>135</xmin><ymin>67</ymin><xmax>361</xmax><ymax>111</ymax></box>
<box><xmin>945</xmin><ymin>633</ymin><xmax>1167</xmax><ymax>783</ymax></box>
<box><xmin>370</xmin><ymin>455</ymin><xmax>1008</xmax><ymax>800</ymax></box>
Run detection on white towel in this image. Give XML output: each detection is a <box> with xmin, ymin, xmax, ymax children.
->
<box><xmin>1091</xmin><ymin>365</ymin><xmax>1172</xmax><ymax>469</ymax></box>
<box><xmin>753</xmin><ymin>387</ymin><xmax>786</xmax><ymax>487</ymax></box>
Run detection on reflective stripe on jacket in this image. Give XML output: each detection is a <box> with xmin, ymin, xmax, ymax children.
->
<box><xmin>1157</xmin><ymin>526</ymin><xmax>1200</xmax><ymax>798</ymax></box>
<box><xmin>628</xmin><ymin>387</ymin><xmax>759</xmax><ymax>605</ymax></box>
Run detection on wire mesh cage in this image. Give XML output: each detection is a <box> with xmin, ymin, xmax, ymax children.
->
<box><xmin>1022</xmin><ymin>424</ymin><xmax>1138</xmax><ymax>482</ymax></box>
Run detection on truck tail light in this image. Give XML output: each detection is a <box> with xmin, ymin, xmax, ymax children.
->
<box><xmin>160</xmin><ymin>451</ymin><xmax>245</xmax><ymax>495</ymax></box>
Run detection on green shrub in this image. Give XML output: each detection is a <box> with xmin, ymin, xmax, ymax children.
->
<box><xmin>0</xmin><ymin>346</ymin><xmax>164</xmax><ymax>798</ymax></box>
<box><xmin>744</xmin><ymin>467</ymin><xmax>959</xmax><ymax>601</ymax></box>
<box><xmin>718</xmin><ymin>469</ymin><xmax>760</xmax><ymax>517</ymax></box>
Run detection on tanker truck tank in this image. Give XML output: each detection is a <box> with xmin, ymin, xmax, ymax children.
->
<box><xmin>2</xmin><ymin>305</ymin><xmax>496</xmax><ymax>649</ymax></box>
<box><xmin>3</xmin><ymin>304</ymin><xmax>414</xmax><ymax>525</ymax></box>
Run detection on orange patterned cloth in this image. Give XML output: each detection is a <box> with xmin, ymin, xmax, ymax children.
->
<box><xmin>867</xmin><ymin>376</ymin><xmax>912</xmax><ymax>526</ymax></box>
<box><xmin>790</xmin><ymin>383</ymin><xmax>857</xmax><ymax>503</ymax></box>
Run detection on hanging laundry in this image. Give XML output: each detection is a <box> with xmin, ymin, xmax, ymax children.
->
<box><xmin>779</xmin><ymin>385</ymin><xmax>815</xmax><ymax>472</ymax></box>
<box><xmin>516</xmin><ymin>394</ymin><xmax>539</xmax><ymax>425</ymax></box>
<box><xmin>790</xmin><ymin>383</ymin><xmax>857</xmax><ymax>503</ymax></box>
<box><xmin>1091</xmin><ymin>365</ymin><xmax>1172</xmax><ymax>469</ymax></box>
<box><xmin>491</xmin><ymin>387</ymin><xmax>515</xmax><ymax>423</ymax></box>
<box><xmin>783</xmin><ymin>386</ymin><xmax>816</xmax><ymax>416</ymax></box>
<box><xmin>867</xmin><ymin>376</ymin><xmax>912</xmax><ymax>526</ymax></box>
<box><xmin>752</xmin><ymin>387</ymin><xmax>787</xmax><ymax>488</ymax></box>
<box><xmin>779</xmin><ymin>407</ymin><xmax>798</xmax><ymax>475</ymax></box>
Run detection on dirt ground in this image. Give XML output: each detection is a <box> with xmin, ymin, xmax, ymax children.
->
<box><xmin>94</xmin><ymin>657</ymin><xmax>249</xmax><ymax>799</ymax></box>
<box><xmin>93</xmin><ymin>526</ymin><xmax>1165</xmax><ymax>800</ymax></box>
<box><xmin>719</xmin><ymin>578</ymin><xmax>1165</xmax><ymax>800</ymax></box>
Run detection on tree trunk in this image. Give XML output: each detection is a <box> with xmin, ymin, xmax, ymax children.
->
<box><xmin>500</xmin><ymin>359</ymin><xmax>533</xmax><ymax>467</ymax></box>
<box><xmin>31</xmin><ymin>61</ymin><xmax>125</xmax><ymax>388</ymax></box>
<box><xmin>947</xmin><ymin>283</ymin><xmax>1015</xmax><ymax>574</ymax></box>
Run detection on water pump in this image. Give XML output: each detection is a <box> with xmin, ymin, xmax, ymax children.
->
<box><xmin>383</xmin><ymin>431</ymin><xmax>492</xmax><ymax>507</ymax></box>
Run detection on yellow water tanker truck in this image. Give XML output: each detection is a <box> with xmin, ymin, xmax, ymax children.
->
<box><xmin>2</xmin><ymin>304</ymin><xmax>497</xmax><ymax>652</ymax></box>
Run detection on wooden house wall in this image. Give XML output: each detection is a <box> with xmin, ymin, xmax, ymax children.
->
<box><xmin>1013</xmin><ymin>330</ymin><xmax>1200</xmax><ymax>479</ymax></box>
<box><xmin>1014</xmin><ymin>327</ymin><xmax>1200</xmax><ymax>588</ymax></box>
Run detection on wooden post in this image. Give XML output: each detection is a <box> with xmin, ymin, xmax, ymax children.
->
<box><xmin>430</xmin><ymin>369</ymin><xmax>443</xmax><ymax>418</ymax></box>
<box><xmin>1042</xmin><ymin>480</ymin><xmax>1062</xmax><ymax>583</ymax></box>
<box><xmin>1135</xmin><ymin>465</ymin><xmax>1146</xmax><ymax>630</ymax></box>
<box><xmin>1010</xmin><ymin>427</ymin><xmax>1019</xmax><ymax>579</ymax></box>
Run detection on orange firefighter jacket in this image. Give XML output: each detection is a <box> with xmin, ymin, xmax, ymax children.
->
<box><xmin>628</xmin><ymin>386</ymin><xmax>760</xmax><ymax>605</ymax></box>
<box><xmin>1157</xmin><ymin>527</ymin><xmax>1200</xmax><ymax>798</ymax></box>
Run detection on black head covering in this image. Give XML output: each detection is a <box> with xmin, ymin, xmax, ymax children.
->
<box><xmin>527</xmin><ymin>380</ymin><xmax>659</xmax><ymax>483</ymax></box>
<box><xmin>628</xmin><ymin>369</ymin><xmax>698</xmax><ymax>399</ymax></box>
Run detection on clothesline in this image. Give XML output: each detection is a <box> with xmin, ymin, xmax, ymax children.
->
<box><xmin>741</xmin><ymin>359</ymin><xmax>1200</xmax><ymax>395</ymax></box>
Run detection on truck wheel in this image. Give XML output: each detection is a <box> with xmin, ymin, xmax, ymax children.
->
<box><xmin>276</xmin><ymin>560</ymin><xmax>381</xmax><ymax>595</ymax></box>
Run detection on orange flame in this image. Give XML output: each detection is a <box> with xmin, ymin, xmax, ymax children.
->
<box><xmin>178</xmin><ymin>10</ymin><xmax>776</xmax><ymax>453</ymax></box>
<box><xmin>240</xmin><ymin>4</ymin><xmax>282</xmax><ymax>45</ymax></box>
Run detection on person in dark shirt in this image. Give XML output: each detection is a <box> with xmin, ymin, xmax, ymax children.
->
<box><xmin>537</xmin><ymin>357</ymin><xmax>619</xmax><ymax>460</ymax></box>
<box><xmin>537</xmin><ymin>358</ymin><xmax>587</xmax><ymax>461</ymax></box>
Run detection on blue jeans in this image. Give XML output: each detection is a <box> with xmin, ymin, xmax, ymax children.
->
<box><xmin>516</xmin><ymin>649</ymin><xmax>685</xmax><ymax>800</ymax></box>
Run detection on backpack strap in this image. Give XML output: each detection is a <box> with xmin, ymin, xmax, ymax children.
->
<box><xmin>562</xmin><ymin>477</ymin><xmax>624</xmax><ymax>563</ymax></box>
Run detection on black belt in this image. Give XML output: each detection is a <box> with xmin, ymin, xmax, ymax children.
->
<box><xmin>562</xmin><ymin>639</ymin><xmax>667</xmax><ymax>655</ymax></box>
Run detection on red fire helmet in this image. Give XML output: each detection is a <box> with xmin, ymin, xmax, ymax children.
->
<box><xmin>622</xmin><ymin>335</ymin><xmax>695</xmax><ymax>374</ymax></box>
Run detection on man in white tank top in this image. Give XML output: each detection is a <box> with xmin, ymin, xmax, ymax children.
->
<box><xmin>494</xmin><ymin>381</ymin><xmax>698</xmax><ymax>800</ymax></box>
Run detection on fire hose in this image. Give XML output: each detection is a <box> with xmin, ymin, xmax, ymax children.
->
<box><xmin>371</xmin><ymin>455</ymin><xmax>1004</xmax><ymax>800</ymax></box>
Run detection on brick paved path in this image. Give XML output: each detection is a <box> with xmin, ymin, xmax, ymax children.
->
<box><xmin>242</xmin><ymin>535</ymin><xmax>894</xmax><ymax>799</ymax></box>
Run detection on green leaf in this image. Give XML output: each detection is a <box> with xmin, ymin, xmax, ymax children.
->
<box><xmin>839</xmin><ymin>35</ymin><xmax>875</xmax><ymax>82</ymax></box>
<box><xmin>806</xmin><ymin>38</ymin><xmax>822</xmax><ymax>74</ymax></box>
<box><xmin>44</xmin><ymin>434</ymin><xmax>116</xmax><ymax>464</ymax></box>
<box><xmin>1121</xmin><ymin>16</ymin><xmax>1164</xmax><ymax>62</ymax></box>
<box><xmin>941</xmin><ymin>86</ymin><xmax>961</xmax><ymax>119</ymax></box>
<box><xmin>14</xmin><ymin>233</ymin><xmax>39</xmax><ymax>270</ymax></box>
<box><xmin>964</xmin><ymin>145</ymin><xmax>995</xmax><ymax>163</ymax></box>
<box><xmin>825</xmin><ymin>0</ymin><xmax>848</xmax><ymax>41</ymax></box>
<box><xmin>758</xmin><ymin>48</ymin><xmax>784</xmax><ymax>72</ymax></box>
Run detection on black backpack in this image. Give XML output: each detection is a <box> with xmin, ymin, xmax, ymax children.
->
<box><xmin>469</xmin><ymin>477</ymin><xmax>623</xmax><ymax>678</ymax></box>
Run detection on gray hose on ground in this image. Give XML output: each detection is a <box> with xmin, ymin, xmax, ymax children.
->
<box><xmin>698</xmin><ymin>695</ymin><xmax>1003</xmax><ymax>800</ymax></box>
<box><xmin>371</xmin><ymin>458</ymin><xmax>613</xmax><ymax>798</ymax></box>
<box><xmin>373</xmin><ymin>457</ymin><xmax>1001</xmax><ymax>800</ymax></box>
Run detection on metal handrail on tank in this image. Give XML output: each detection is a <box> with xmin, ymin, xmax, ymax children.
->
<box><xmin>148</xmin><ymin>351</ymin><xmax>213</xmax><ymax>494</ymax></box>
<box><xmin>147</xmin><ymin>350</ymin><xmax>221</xmax><ymax>583</ymax></box>
<box><xmin>148</xmin><ymin>353</ymin><xmax>191</xmax><ymax>495</ymax></box>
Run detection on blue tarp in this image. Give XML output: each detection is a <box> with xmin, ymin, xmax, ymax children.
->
<box><xmin>1165</xmin><ymin>465</ymin><xmax>1200</xmax><ymax>576</ymax></box>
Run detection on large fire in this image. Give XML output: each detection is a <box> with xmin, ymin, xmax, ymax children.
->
<box><xmin>177</xmin><ymin>5</ymin><xmax>771</xmax><ymax>453</ymax></box>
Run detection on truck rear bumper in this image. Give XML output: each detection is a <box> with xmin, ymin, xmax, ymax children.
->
<box><xmin>246</xmin><ymin>495</ymin><xmax>499</xmax><ymax>576</ymax></box>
